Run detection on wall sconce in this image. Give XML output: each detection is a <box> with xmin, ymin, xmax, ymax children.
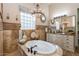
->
<box><xmin>16</xmin><ymin>15</ymin><xmax>18</xmax><ymax>21</ymax></box>
<box><xmin>0</xmin><ymin>12</ymin><xmax>3</xmax><ymax>19</ymax></box>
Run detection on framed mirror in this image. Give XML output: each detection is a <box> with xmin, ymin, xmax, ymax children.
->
<box><xmin>50</xmin><ymin>15</ymin><xmax>76</xmax><ymax>34</ymax></box>
<box><xmin>40</xmin><ymin>13</ymin><xmax>46</xmax><ymax>23</ymax></box>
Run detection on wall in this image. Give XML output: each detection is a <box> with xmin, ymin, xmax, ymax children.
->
<box><xmin>49</xmin><ymin>3</ymin><xmax>79</xmax><ymax>18</ymax></box>
<box><xmin>49</xmin><ymin>3</ymin><xmax>79</xmax><ymax>47</ymax></box>
<box><xmin>20</xmin><ymin>3</ymin><xmax>49</xmax><ymax>26</ymax></box>
<box><xmin>3</xmin><ymin>3</ymin><xmax>20</xmax><ymax>23</ymax></box>
<box><xmin>3</xmin><ymin>3</ymin><xmax>49</xmax><ymax>25</ymax></box>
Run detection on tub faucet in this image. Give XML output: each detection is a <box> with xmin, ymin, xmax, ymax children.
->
<box><xmin>34</xmin><ymin>51</ymin><xmax>37</xmax><ymax>55</ymax></box>
<box><xmin>30</xmin><ymin>45</ymin><xmax>37</xmax><ymax>53</ymax></box>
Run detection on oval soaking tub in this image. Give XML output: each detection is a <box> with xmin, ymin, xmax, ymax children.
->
<box><xmin>25</xmin><ymin>40</ymin><xmax>63</xmax><ymax>56</ymax></box>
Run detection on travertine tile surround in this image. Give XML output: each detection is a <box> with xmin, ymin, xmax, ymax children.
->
<box><xmin>0</xmin><ymin>31</ymin><xmax>3</xmax><ymax>56</ymax></box>
<box><xmin>3</xmin><ymin>30</ymin><xmax>19</xmax><ymax>55</ymax></box>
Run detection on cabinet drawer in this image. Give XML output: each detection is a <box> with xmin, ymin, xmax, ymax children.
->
<box><xmin>63</xmin><ymin>45</ymin><xmax>74</xmax><ymax>52</ymax></box>
<box><xmin>47</xmin><ymin>38</ymin><xmax>54</xmax><ymax>43</ymax></box>
<box><xmin>64</xmin><ymin>38</ymin><xmax>74</xmax><ymax>43</ymax></box>
<box><xmin>64</xmin><ymin>40</ymin><xmax>74</xmax><ymax>45</ymax></box>
<box><xmin>64</xmin><ymin>43</ymin><xmax>74</xmax><ymax>48</ymax></box>
<box><xmin>64</xmin><ymin>43</ymin><xmax>74</xmax><ymax>47</ymax></box>
<box><xmin>67</xmin><ymin>36</ymin><xmax>74</xmax><ymax>41</ymax></box>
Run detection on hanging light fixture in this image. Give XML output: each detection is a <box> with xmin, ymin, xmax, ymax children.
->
<box><xmin>32</xmin><ymin>4</ymin><xmax>46</xmax><ymax>23</ymax></box>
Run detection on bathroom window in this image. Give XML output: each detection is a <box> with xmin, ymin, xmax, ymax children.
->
<box><xmin>20</xmin><ymin>11</ymin><xmax>36</xmax><ymax>30</ymax></box>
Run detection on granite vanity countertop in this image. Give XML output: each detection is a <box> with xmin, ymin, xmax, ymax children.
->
<box><xmin>47</xmin><ymin>32</ymin><xmax>75</xmax><ymax>36</ymax></box>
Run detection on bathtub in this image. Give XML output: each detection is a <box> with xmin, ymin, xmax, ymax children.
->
<box><xmin>22</xmin><ymin>40</ymin><xmax>63</xmax><ymax>56</ymax></box>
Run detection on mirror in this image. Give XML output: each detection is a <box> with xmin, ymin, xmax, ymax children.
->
<box><xmin>51</xmin><ymin>15</ymin><xmax>76</xmax><ymax>34</ymax></box>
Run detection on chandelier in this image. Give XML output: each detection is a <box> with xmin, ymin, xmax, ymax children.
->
<box><xmin>32</xmin><ymin>4</ymin><xmax>46</xmax><ymax>23</ymax></box>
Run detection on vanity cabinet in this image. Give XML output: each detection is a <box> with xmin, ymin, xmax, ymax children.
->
<box><xmin>46</xmin><ymin>33</ymin><xmax>75</xmax><ymax>52</ymax></box>
<box><xmin>63</xmin><ymin>35</ymin><xmax>75</xmax><ymax>52</ymax></box>
<box><xmin>47</xmin><ymin>34</ymin><xmax>65</xmax><ymax>48</ymax></box>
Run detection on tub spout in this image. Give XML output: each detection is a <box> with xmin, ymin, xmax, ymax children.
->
<box><xmin>34</xmin><ymin>51</ymin><xmax>37</xmax><ymax>55</ymax></box>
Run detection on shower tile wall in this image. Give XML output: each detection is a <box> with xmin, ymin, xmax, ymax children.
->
<box><xmin>3</xmin><ymin>23</ymin><xmax>20</xmax><ymax>55</ymax></box>
<box><xmin>0</xmin><ymin>3</ymin><xmax>3</xmax><ymax>56</ymax></box>
<box><xmin>0</xmin><ymin>3</ymin><xmax>24</xmax><ymax>55</ymax></box>
<box><xmin>3</xmin><ymin>3</ymin><xmax>20</xmax><ymax>55</ymax></box>
<box><xmin>3</xmin><ymin>29</ymin><xmax>19</xmax><ymax>55</ymax></box>
<box><xmin>3</xmin><ymin>12</ymin><xmax>20</xmax><ymax>55</ymax></box>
